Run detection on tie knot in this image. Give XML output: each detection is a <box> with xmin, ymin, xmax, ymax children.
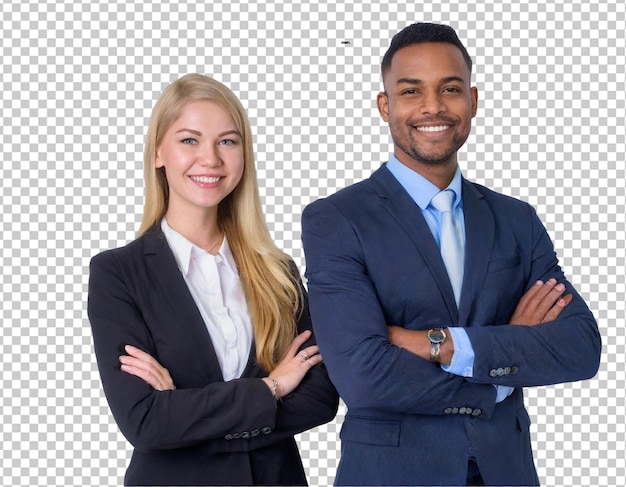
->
<box><xmin>431</xmin><ymin>190</ymin><xmax>455</xmax><ymax>213</ymax></box>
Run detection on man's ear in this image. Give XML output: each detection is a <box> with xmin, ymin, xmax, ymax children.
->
<box><xmin>471</xmin><ymin>86</ymin><xmax>478</xmax><ymax>118</ymax></box>
<box><xmin>377</xmin><ymin>92</ymin><xmax>390</xmax><ymax>122</ymax></box>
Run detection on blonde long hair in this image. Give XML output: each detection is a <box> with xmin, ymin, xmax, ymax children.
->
<box><xmin>138</xmin><ymin>74</ymin><xmax>300</xmax><ymax>371</ymax></box>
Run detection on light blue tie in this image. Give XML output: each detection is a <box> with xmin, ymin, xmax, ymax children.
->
<box><xmin>431</xmin><ymin>190</ymin><xmax>464</xmax><ymax>306</ymax></box>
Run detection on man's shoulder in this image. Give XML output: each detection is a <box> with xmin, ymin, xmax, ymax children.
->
<box><xmin>305</xmin><ymin>165</ymin><xmax>388</xmax><ymax>211</ymax></box>
<box><xmin>464</xmin><ymin>179</ymin><xmax>532</xmax><ymax>209</ymax></box>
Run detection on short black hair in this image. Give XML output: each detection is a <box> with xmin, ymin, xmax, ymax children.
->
<box><xmin>381</xmin><ymin>23</ymin><xmax>473</xmax><ymax>78</ymax></box>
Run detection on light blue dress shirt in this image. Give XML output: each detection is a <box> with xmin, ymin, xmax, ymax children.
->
<box><xmin>386</xmin><ymin>155</ymin><xmax>512</xmax><ymax>402</ymax></box>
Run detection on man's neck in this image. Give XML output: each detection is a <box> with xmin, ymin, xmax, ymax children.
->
<box><xmin>394</xmin><ymin>152</ymin><xmax>458</xmax><ymax>190</ymax></box>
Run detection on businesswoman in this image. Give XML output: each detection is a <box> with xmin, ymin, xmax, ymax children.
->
<box><xmin>88</xmin><ymin>74</ymin><xmax>338</xmax><ymax>486</ymax></box>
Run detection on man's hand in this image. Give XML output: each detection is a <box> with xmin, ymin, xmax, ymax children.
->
<box><xmin>387</xmin><ymin>278</ymin><xmax>571</xmax><ymax>365</ymax></box>
<box><xmin>509</xmin><ymin>278</ymin><xmax>572</xmax><ymax>326</ymax></box>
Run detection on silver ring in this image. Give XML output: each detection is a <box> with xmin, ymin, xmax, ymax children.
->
<box><xmin>299</xmin><ymin>351</ymin><xmax>309</xmax><ymax>362</ymax></box>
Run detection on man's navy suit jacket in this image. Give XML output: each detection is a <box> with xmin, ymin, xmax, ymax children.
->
<box><xmin>88</xmin><ymin>226</ymin><xmax>338</xmax><ymax>486</ymax></box>
<box><xmin>301</xmin><ymin>164</ymin><xmax>601</xmax><ymax>486</ymax></box>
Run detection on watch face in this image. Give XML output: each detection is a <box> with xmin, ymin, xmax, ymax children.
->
<box><xmin>428</xmin><ymin>329</ymin><xmax>445</xmax><ymax>344</ymax></box>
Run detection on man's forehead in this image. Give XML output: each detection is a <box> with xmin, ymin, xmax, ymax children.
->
<box><xmin>385</xmin><ymin>43</ymin><xmax>471</xmax><ymax>84</ymax></box>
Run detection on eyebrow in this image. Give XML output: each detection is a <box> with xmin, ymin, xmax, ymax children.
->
<box><xmin>396</xmin><ymin>76</ymin><xmax>466</xmax><ymax>85</ymax></box>
<box><xmin>175</xmin><ymin>128</ymin><xmax>202</xmax><ymax>136</ymax></box>
<box><xmin>174</xmin><ymin>128</ymin><xmax>241</xmax><ymax>137</ymax></box>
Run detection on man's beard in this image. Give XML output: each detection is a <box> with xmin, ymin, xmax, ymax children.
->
<box><xmin>390</xmin><ymin>120</ymin><xmax>469</xmax><ymax>166</ymax></box>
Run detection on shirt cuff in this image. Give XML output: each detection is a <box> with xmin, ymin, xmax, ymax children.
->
<box><xmin>495</xmin><ymin>385</ymin><xmax>515</xmax><ymax>403</ymax></box>
<box><xmin>441</xmin><ymin>327</ymin><xmax>474</xmax><ymax>377</ymax></box>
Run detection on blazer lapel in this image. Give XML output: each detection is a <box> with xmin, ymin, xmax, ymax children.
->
<box><xmin>142</xmin><ymin>226</ymin><xmax>225</xmax><ymax>383</ymax></box>
<box><xmin>458</xmin><ymin>180</ymin><xmax>495</xmax><ymax>325</ymax></box>
<box><xmin>371</xmin><ymin>166</ymin><xmax>459</xmax><ymax>323</ymax></box>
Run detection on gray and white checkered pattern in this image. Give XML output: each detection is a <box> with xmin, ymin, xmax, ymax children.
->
<box><xmin>2</xmin><ymin>1</ymin><xmax>624</xmax><ymax>486</ymax></box>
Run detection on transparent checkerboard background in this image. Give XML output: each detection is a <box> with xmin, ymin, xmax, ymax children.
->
<box><xmin>1</xmin><ymin>1</ymin><xmax>624</xmax><ymax>486</ymax></box>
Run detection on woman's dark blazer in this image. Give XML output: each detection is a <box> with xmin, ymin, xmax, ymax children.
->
<box><xmin>87</xmin><ymin>225</ymin><xmax>339</xmax><ymax>486</ymax></box>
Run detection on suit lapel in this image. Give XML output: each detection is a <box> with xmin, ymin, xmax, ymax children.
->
<box><xmin>142</xmin><ymin>226</ymin><xmax>225</xmax><ymax>383</ymax></box>
<box><xmin>458</xmin><ymin>180</ymin><xmax>495</xmax><ymax>325</ymax></box>
<box><xmin>371</xmin><ymin>167</ymin><xmax>459</xmax><ymax>323</ymax></box>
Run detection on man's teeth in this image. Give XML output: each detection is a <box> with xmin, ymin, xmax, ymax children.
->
<box><xmin>191</xmin><ymin>176</ymin><xmax>221</xmax><ymax>183</ymax></box>
<box><xmin>417</xmin><ymin>126</ymin><xmax>449</xmax><ymax>132</ymax></box>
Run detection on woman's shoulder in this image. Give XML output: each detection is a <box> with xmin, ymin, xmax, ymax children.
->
<box><xmin>90</xmin><ymin>225</ymin><xmax>164</xmax><ymax>267</ymax></box>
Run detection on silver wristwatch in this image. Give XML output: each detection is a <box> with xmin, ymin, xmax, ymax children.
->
<box><xmin>427</xmin><ymin>328</ymin><xmax>447</xmax><ymax>363</ymax></box>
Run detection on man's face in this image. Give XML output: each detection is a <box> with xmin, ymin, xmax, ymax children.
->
<box><xmin>378</xmin><ymin>42</ymin><xmax>478</xmax><ymax>172</ymax></box>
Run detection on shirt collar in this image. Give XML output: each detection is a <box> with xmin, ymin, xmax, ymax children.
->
<box><xmin>386</xmin><ymin>154</ymin><xmax>463</xmax><ymax>210</ymax></box>
<box><xmin>161</xmin><ymin>218</ymin><xmax>230</xmax><ymax>275</ymax></box>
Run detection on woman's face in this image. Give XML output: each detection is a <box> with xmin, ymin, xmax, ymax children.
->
<box><xmin>156</xmin><ymin>100</ymin><xmax>245</xmax><ymax>217</ymax></box>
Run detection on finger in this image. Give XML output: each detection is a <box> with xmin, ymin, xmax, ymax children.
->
<box><xmin>288</xmin><ymin>330</ymin><xmax>313</xmax><ymax>356</ymax></box>
<box><xmin>295</xmin><ymin>345</ymin><xmax>321</xmax><ymax>364</ymax></box>
<box><xmin>528</xmin><ymin>279</ymin><xmax>558</xmax><ymax>304</ymax></box>
<box><xmin>119</xmin><ymin>354</ymin><xmax>172</xmax><ymax>389</ymax></box>
<box><xmin>123</xmin><ymin>345</ymin><xmax>170</xmax><ymax>374</ymax></box>
<box><xmin>533</xmin><ymin>282</ymin><xmax>566</xmax><ymax>317</ymax></box>
<box><xmin>120</xmin><ymin>363</ymin><xmax>166</xmax><ymax>390</ymax></box>
<box><xmin>524</xmin><ymin>279</ymin><xmax>562</xmax><ymax>318</ymax></box>
<box><xmin>119</xmin><ymin>354</ymin><xmax>162</xmax><ymax>377</ymax></box>
<box><xmin>542</xmin><ymin>294</ymin><xmax>573</xmax><ymax>323</ymax></box>
<box><xmin>306</xmin><ymin>354</ymin><xmax>324</xmax><ymax>367</ymax></box>
<box><xmin>301</xmin><ymin>345</ymin><xmax>320</xmax><ymax>357</ymax></box>
<box><xmin>516</xmin><ymin>280</ymin><xmax>546</xmax><ymax>308</ymax></box>
<box><xmin>125</xmin><ymin>345</ymin><xmax>160</xmax><ymax>364</ymax></box>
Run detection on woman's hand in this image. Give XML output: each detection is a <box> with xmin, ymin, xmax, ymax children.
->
<box><xmin>262</xmin><ymin>330</ymin><xmax>323</xmax><ymax>400</ymax></box>
<box><xmin>119</xmin><ymin>345</ymin><xmax>176</xmax><ymax>391</ymax></box>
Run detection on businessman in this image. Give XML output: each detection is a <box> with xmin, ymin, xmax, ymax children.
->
<box><xmin>301</xmin><ymin>23</ymin><xmax>601</xmax><ymax>486</ymax></box>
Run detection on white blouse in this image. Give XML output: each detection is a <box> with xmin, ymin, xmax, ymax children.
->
<box><xmin>161</xmin><ymin>218</ymin><xmax>253</xmax><ymax>381</ymax></box>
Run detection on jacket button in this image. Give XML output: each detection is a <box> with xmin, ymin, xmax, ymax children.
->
<box><xmin>472</xmin><ymin>409</ymin><xmax>482</xmax><ymax>417</ymax></box>
<box><xmin>451</xmin><ymin>407</ymin><xmax>459</xmax><ymax>414</ymax></box>
<box><xmin>262</xmin><ymin>427</ymin><xmax>272</xmax><ymax>434</ymax></box>
<box><xmin>225</xmin><ymin>434</ymin><xmax>234</xmax><ymax>440</ymax></box>
<box><xmin>490</xmin><ymin>369</ymin><xmax>498</xmax><ymax>378</ymax></box>
<box><xmin>511</xmin><ymin>366</ymin><xmax>519</xmax><ymax>374</ymax></box>
<box><xmin>459</xmin><ymin>407</ymin><xmax>467</xmax><ymax>414</ymax></box>
<box><xmin>241</xmin><ymin>431</ymin><xmax>250</xmax><ymax>439</ymax></box>
<box><xmin>444</xmin><ymin>408</ymin><xmax>452</xmax><ymax>414</ymax></box>
<box><xmin>504</xmin><ymin>367</ymin><xmax>512</xmax><ymax>375</ymax></box>
<box><xmin>251</xmin><ymin>429</ymin><xmax>260</xmax><ymax>437</ymax></box>
<box><xmin>465</xmin><ymin>407</ymin><xmax>473</xmax><ymax>415</ymax></box>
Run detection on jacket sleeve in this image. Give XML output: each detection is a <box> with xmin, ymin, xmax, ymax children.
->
<box><xmin>465</xmin><ymin>206</ymin><xmax>602</xmax><ymax>387</ymax></box>
<box><xmin>88</xmin><ymin>250</ymin><xmax>337</xmax><ymax>453</ymax></box>
<box><xmin>301</xmin><ymin>199</ymin><xmax>498</xmax><ymax>419</ymax></box>
<box><xmin>206</xmin><ymin>269</ymin><xmax>339</xmax><ymax>454</ymax></box>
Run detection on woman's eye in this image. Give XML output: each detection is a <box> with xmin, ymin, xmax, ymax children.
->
<box><xmin>219</xmin><ymin>139</ymin><xmax>237</xmax><ymax>145</ymax></box>
<box><xmin>181</xmin><ymin>138</ymin><xmax>197</xmax><ymax>144</ymax></box>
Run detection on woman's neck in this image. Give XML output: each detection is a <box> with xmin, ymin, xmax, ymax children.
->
<box><xmin>164</xmin><ymin>206</ymin><xmax>223</xmax><ymax>253</ymax></box>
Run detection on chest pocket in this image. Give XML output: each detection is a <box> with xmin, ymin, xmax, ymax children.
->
<box><xmin>487</xmin><ymin>254</ymin><xmax>521</xmax><ymax>273</ymax></box>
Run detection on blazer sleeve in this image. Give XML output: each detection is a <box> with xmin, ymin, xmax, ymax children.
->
<box><xmin>465</xmin><ymin>205</ymin><xmax>602</xmax><ymax>387</ymax></box>
<box><xmin>206</xmin><ymin>269</ymin><xmax>339</xmax><ymax>454</ymax></box>
<box><xmin>301</xmin><ymin>199</ymin><xmax>498</xmax><ymax>419</ymax></box>
<box><xmin>88</xmin><ymin>250</ymin><xmax>337</xmax><ymax>453</ymax></box>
